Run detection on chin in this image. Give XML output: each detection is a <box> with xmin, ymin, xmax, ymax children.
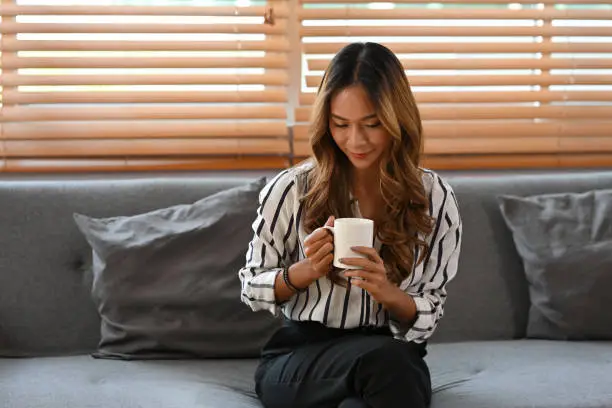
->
<box><xmin>347</xmin><ymin>157</ymin><xmax>379</xmax><ymax>171</ymax></box>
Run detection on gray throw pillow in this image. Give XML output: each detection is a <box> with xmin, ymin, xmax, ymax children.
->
<box><xmin>498</xmin><ymin>189</ymin><xmax>612</xmax><ymax>340</ymax></box>
<box><xmin>74</xmin><ymin>178</ymin><xmax>280</xmax><ymax>359</ymax></box>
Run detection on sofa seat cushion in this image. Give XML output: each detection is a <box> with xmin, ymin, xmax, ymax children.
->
<box><xmin>0</xmin><ymin>356</ymin><xmax>262</xmax><ymax>408</ymax></box>
<box><xmin>427</xmin><ymin>340</ymin><xmax>612</xmax><ymax>408</ymax></box>
<box><xmin>2</xmin><ymin>340</ymin><xmax>611</xmax><ymax>408</ymax></box>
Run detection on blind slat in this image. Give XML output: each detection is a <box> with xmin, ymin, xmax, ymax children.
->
<box><xmin>303</xmin><ymin>42</ymin><xmax>612</xmax><ymax>55</ymax></box>
<box><xmin>298</xmin><ymin>91</ymin><xmax>612</xmax><ymax>105</ymax></box>
<box><xmin>428</xmin><ymin>154</ymin><xmax>612</xmax><ymax>170</ymax></box>
<box><xmin>557</xmin><ymin>154</ymin><xmax>612</xmax><ymax>169</ymax></box>
<box><xmin>294</xmin><ymin>150</ymin><xmax>612</xmax><ymax>171</ymax></box>
<box><xmin>427</xmin><ymin>154</ymin><xmax>612</xmax><ymax>170</ymax></box>
<box><xmin>4</xmin><ymin>139</ymin><xmax>289</xmax><ymax>157</ymax></box>
<box><xmin>429</xmin><ymin>136</ymin><xmax>612</xmax><ymax>154</ymax></box>
<box><xmin>1</xmin><ymin>21</ymin><xmax>287</xmax><ymax>35</ymax></box>
<box><xmin>3</xmin><ymin>90</ymin><xmax>287</xmax><ymax>104</ymax></box>
<box><xmin>2</xmin><ymin>72</ymin><xmax>288</xmax><ymax>86</ymax></box>
<box><xmin>294</xmin><ymin>150</ymin><xmax>612</xmax><ymax>170</ymax></box>
<box><xmin>295</xmin><ymin>106</ymin><xmax>612</xmax><ymax>122</ymax></box>
<box><xmin>308</xmin><ymin>57</ymin><xmax>612</xmax><ymax>72</ymax></box>
<box><xmin>9</xmin><ymin>154</ymin><xmax>610</xmax><ymax>172</ymax></box>
<box><xmin>300</xmin><ymin>0</ymin><xmax>612</xmax><ymax>4</ymax></box>
<box><xmin>306</xmin><ymin>74</ymin><xmax>612</xmax><ymax>88</ymax></box>
<box><xmin>292</xmin><ymin>138</ymin><xmax>562</xmax><ymax>155</ymax></box>
<box><xmin>561</xmin><ymin>137</ymin><xmax>612</xmax><ymax>153</ymax></box>
<box><xmin>4</xmin><ymin>121</ymin><xmax>288</xmax><ymax>139</ymax></box>
<box><xmin>0</xmin><ymin>5</ymin><xmax>288</xmax><ymax>18</ymax></box>
<box><xmin>292</xmin><ymin>121</ymin><xmax>612</xmax><ymax>141</ymax></box>
<box><xmin>2</xmin><ymin>38</ymin><xmax>289</xmax><ymax>52</ymax></box>
<box><xmin>426</xmin><ymin>122</ymin><xmax>612</xmax><ymax>140</ymax></box>
<box><xmin>421</xmin><ymin>154</ymin><xmax>558</xmax><ymax>170</ymax></box>
<box><xmin>3</xmin><ymin>105</ymin><xmax>287</xmax><ymax>121</ymax></box>
<box><xmin>3</xmin><ymin>55</ymin><xmax>287</xmax><ymax>70</ymax></box>
<box><xmin>295</xmin><ymin>137</ymin><xmax>612</xmax><ymax>156</ymax></box>
<box><xmin>299</xmin><ymin>8</ymin><xmax>612</xmax><ymax>20</ymax></box>
<box><xmin>300</xmin><ymin>93</ymin><xmax>315</xmax><ymax>106</ymax></box>
<box><xmin>301</xmin><ymin>26</ymin><xmax>612</xmax><ymax>37</ymax></box>
<box><xmin>3</xmin><ymin>157</ymin><xmax>288</xmax><ymax>172</ymax></box>
<box><xmin>429</xmin><ymin>137</ymin><xmax>559</xmax><ymax>154</ymax></box>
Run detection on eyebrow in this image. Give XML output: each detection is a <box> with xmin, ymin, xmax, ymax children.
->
<box><xmin>331</xmin><ymin>113</ymin><xmax>378</xmax><ymax>121</ymax></box>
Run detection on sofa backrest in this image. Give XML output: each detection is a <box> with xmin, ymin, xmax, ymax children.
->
<box><xmin>0</xmin><ymin>172</ymin><xmax>277</xmax><ymax>357</ymax></box>
<box><xmin>1</xmin><ymin>169</ymin><xmax>612</xmax><ymax>356</ymax></box>
<box><xmin>436</xmin><ymin>169</ymin><xmax>612</xmax><ymax>342</ymax></box>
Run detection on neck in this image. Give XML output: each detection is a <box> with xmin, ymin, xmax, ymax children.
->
<box><xmin>351</xmin><ymin>166</ymin><xmax>379</xmax><ymax>196</ymax></box>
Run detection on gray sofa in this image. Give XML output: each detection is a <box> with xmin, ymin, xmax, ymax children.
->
<box><xmin>1</xmin><ymin>169</ymin><xmax>612</xmax><ymax>408</ymax></box>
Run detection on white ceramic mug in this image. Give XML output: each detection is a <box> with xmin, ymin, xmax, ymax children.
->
<box><xmin>323</xmin><ymin>218</ymin><xmax>374</xmax><ymax>269</ymax></box>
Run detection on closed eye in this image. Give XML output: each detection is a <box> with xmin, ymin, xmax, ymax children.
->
<box><xmin>332</xmin><ymin>122</ymin><xmax>349</xmax><ymax>128</ymax></box>
<box><xmin>364</xmin><ymin>122</ymin><xmax>381</xmax><ymax>128</ymax></box>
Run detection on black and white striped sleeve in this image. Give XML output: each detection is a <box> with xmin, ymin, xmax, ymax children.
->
<box><xmin>391</xmin><ymin>175</ymin><xmax>462</xmax><ymax>343</ymax></box>
<box><xmin>238</xmin><ymin>170</ymin><xmax>298</xmax><ymax>316</ymax></box>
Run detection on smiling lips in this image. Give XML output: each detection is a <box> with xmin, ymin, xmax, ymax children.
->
<box><xmin>350</xmin><ymin>151</ymin><xmax>370</xmax><ymax>159</ymax></box>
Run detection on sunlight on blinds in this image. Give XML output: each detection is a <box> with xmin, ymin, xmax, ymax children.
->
<box><xmin>0</xmin><ymin>0</ymin><xmax>290</xmax><ymax>172</ymax></box>
<box><xmin>296</xmin><ymin>0</ymin><xmax>612</xmax><ymax>169</ymax></box>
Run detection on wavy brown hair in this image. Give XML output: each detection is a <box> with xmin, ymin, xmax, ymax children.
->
<box><xmin>301</xmin><ymin>42</ymin><xmax>434</xmax><ymax>285</ymax></box>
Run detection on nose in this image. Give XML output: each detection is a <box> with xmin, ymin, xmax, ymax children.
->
<box><xmin>347</xmin><ymin>124</ymin><xmax>368</xmax><ymax>149</ymax></box>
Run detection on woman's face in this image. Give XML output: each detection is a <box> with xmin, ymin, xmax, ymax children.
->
<box><xmin>329</xmin><ymin>85</ymin><xmax>392</xmax><ymax>172</ymax></box>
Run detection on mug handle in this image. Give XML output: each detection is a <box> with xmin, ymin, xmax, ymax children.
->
<box><xmin>322</xmin><ymin>225</ymin><xmax>334</xmax><ymax>236</ymax></box>
<box><xmin>321</xmin><ymin>225</ymin><xmax>340</xmax><ymax>269</ymax></box>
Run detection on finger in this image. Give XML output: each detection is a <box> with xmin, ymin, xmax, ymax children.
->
<box><xmin>304</xmin><ymin>227</ymin><xmax>332</xmax><ymax>245</ymax></box>
<box><xmin>343</xmin><ymin>269</ymin><xmax>380</xmax><ymax>281</ymax></box>
<box><xmin>305</xmin><ymin>236</ymin><xmax>333</xmax><ymax>258</ymax></box>
<box><xmin>348</xmin><ymin>276</ymin><xmax>375</xmax><ymax>292</ymax></box>
<box><xmin>315</xmin><ymin>253</ymin><xmax>334</xmax><ymax>271</ymax></box>
<box><xmin>340</xmin><ymin>257</ymin><xmax>381</xmax><ymax>272</ymax></box>
<box><xmin>324</xmin><ymin>216</ymin><xmax>335</xmax><ymax>227</ymax></box>
<box><xmin>350</xmin><ymin>246</ymin><xmax>383</xmax><ymax>263</ymax></box>
<box><xmin>312</xmin><ymin>242</ymin><xmax>334</xmax><ymax>263</ymax></box>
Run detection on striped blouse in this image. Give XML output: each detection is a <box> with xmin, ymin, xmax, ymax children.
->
<box><xmin>238</xmin><ymin>161</ymin><xmax>462</xmax><ymax>344</ymax></box>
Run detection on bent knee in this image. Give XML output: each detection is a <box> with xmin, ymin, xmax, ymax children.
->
<box><xmin>361</xmin><ymin>336</ymin><xmax>406</xmax><ymax>357</ymax></box>
<box><xmin>356</xmin><ymin>337</ymin><xmax>424</xmax><ymax>375</ymax></box>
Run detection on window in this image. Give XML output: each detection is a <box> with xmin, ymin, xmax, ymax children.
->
<box><xmin>296</xmin><ymin>0</ymin><xmax>612</xmax><ymax>169</ymax></box>
<box><xmin>0</xmin><ymin>0</ymin><xmax>290</xmax><ymax>171</ymax></box>
<box><xmin>1</xmin><ymin>0</ymin><xmax>611</xmax><ymax>172</ymax></box>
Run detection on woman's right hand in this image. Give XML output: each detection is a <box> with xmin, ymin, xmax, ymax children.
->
<box><xmin>303</xmin><ymin>216</ymin><xmax>335</xmax><ymax>280</ymax></box>
<box><xmin>277</xmin><ymin>216</ymin><xmax>335</xmax><ymax>301</ymax></box>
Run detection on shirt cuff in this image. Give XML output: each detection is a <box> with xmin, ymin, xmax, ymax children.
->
<box><xmin>390</xmin><ymin>295</ymin><xmax>436</xmax><ymax>343</ymax></box>
<box><xmin>243</xmin><ymin>269</ymin><xmax>282</xmax><ymax>316</ymax></box>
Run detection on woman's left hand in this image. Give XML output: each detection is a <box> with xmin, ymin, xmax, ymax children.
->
<box><xmin>341</xmin><ymin>246</ymin><xmax>400</xmax><ymax>304</ymax></box>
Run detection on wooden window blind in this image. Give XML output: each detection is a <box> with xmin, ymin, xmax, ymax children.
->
<box><xmin>296</xmin><ymin>0</ymin><xmax>612</xmax><ymax>169</ymax></box>
<box><xmin>0</xmin><ymin>0</ymin><xmax>290</xmax><ymax>172</ymax></box>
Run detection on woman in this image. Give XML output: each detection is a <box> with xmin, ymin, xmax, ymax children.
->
<box><xmin>238</xmin><ymin>42</ymin><xmax>462</xmax><ymax>408</ymax></box>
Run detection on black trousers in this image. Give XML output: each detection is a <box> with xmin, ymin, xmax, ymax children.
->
<box><xmin>254</xmin><ymin>320</ymin><xmax>432</xmax><ymax>408</ymax></box>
